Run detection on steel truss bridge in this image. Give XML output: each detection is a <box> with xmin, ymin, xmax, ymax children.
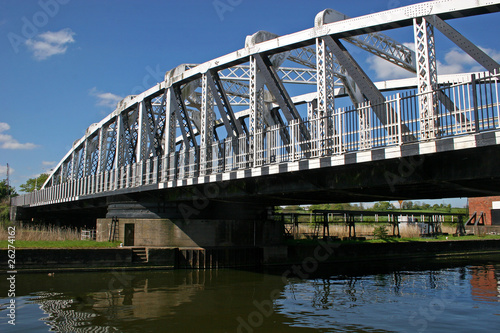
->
<box><xmin>11</xmin><ymin>0</ymin><xmax>500</xmax><ymax>217</ymax></box>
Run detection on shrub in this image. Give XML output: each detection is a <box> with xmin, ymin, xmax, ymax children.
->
<box><xmin>373</xmin><ymin>225</ymin><xmax>389</xmax><ymax>239</ymax></box>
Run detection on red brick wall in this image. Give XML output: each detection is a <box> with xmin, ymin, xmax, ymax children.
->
<box><xmin>468</xmin><ymin>196</ymin><xmax>500</xmax><ymax>225</ymax></box>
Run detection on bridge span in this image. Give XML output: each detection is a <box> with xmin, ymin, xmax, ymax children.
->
<box><xmin>10</xmin><ymin>0</ymin><xmax>500</xmax><ymax>247</ymax></box>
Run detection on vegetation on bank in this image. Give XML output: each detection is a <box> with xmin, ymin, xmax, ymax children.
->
<box><xmin>0</xmin><ymin>179</ymin><xmax>16</xmax><ymax>221</ymax></box>
<box><xmin>3</xmin><ymin>234</ymin><xmax>499</xmax><ymax>249</ymax></box>
<box><xmin>0</xmin><ymin>174</ymin><xmax>48</xmax><ymax>222</ymax></box>
<box><xmin>285</xmin><ymin>234</ymin><xmax>500</xmax><ymax>246</ymax></box>
<box><xmin>277</xmin><ymin>201</ymin><xmax>468</xmax><ymax>215</ymax></box>
<box><xmin>0</xmin><ymin>222</ymin><xmax>120</xmax><ymax>248</ymax></box>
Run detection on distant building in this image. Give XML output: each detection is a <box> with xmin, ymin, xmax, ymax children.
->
<box><xmin>468</xmin><ymin>196</ymin><xmax>500</xmax><ymax>225</ymax></box>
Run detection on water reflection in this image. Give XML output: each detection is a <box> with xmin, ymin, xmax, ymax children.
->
<box><xmin>29</xmin><ymin>292</ymin><xmax>116</xmax><ymax>332</ymax></box>
<box><xmin>8</xmin><ymin>270</ymin><xmax>291</xmax><ymax>333</ymax></box>
<box><xmin>1</xmin><ymin>257</ymin><xmax>500</xmax><ymax>332</ymax></box>
<box><xmin>470</xmin><ymin>264</ymin><xmax>500</xmax><ymax>303</ymax></box>
<box><xmin>275</xmin><ymin>261</ymin><xmax>500</xmax><ymax>332</ymax></box>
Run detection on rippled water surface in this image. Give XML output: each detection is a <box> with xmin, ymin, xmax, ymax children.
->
<box><xmin>1</xmin><ymin>255</ymin><xmax>499</xmax><ymax>332</ymax></box>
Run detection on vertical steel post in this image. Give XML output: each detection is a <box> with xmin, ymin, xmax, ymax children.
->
<box><xmin>249</xmin><ymin>55</ymin><xmax>265</xmax><ymax>167</ymax></box>
<box><xmin>414</xmin><ymin>17</ymin><xmax>438</xmax><ymax>140</ymax></box>
<box><xmin>316</xmin><ymin>37</ymin><xmax>335</xmax><ymax>156</ymax></box>
<box><xmin>471</xmin><ymin>74</ymin><xmax>480</xmax><ymax>132</ymax></box>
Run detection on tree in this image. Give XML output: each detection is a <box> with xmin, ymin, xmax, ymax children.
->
<box><xmin>19</xmin><ymin>173</ymin><xmax>49</xmax><ymax>193</ymax></box>
<box><xmin>282</xmin><ymin>205</ymin><xmax>304</xmax><ymax>212</ymax></box>
<box><xmin>402</xmin><ymin>201</ymin><xmax>414</xmax><ymax>210</ymax></box>
<box><xmin>373</xmin><ymin>201</ymin><xmax>395</xmax><ymax>211</ymax></box>
<box><xmin>0</xmin><ymin>180</ymin><xmax>16</xmax><ymax>201</ymax></box>
<box><xmin>421</xmin><ymin>203</ymin><xmax>431</xmax><ymax>210</ymax></box>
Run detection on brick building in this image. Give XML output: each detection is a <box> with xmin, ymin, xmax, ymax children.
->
<box><xmin>468</xmin><ymin>196</ymin><xmax>500</xmax><ymax>225</ymax></box>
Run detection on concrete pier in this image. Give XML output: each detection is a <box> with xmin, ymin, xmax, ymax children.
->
<box><xmin>96</xmin><ymin>218</ymin><xmax>283</xmax><ymax>247</ymax></box>
<box><xmin>97</xmin><ymin>196</ymin><xmax>283</xmax><ymax>247</ymax></box>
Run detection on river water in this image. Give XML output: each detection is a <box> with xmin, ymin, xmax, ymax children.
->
<box><xmin>1</xmin><ymin>255</ymin><xmax>499</xmax><ymax>332</ymax></box>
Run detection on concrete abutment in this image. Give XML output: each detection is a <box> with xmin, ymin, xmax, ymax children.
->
<box><xmin>97</xmin><ymin>218</ymin><xmax>283</xmax><ymax>247</ymax></box>
<box><xmin>98</xmin><ymin>197</ymin><xmax>283</xmax><ymax>248</ymax></box>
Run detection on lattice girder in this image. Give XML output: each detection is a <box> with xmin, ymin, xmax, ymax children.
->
<box><xmin>414</xmin><ymin>17</ymin><xmax>438</xmax><ymax>140</ymax></box>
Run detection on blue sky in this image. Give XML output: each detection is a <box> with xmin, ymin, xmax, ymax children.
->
<box><xmin>1</xmin><ymin>0</ymin><xmax>499</xmax><ymax>207</ymax></box>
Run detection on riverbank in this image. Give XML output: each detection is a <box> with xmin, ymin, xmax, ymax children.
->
<box><xmin>1</xmin><ymin>238</ymin><xmax>500</xmax><ymax>273</ymax></box>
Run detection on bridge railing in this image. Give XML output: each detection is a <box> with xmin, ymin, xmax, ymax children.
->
<box><xmin>11</xmin><ymin>71</ymin><xmax>500</xmax><ymax>207</ymax></box>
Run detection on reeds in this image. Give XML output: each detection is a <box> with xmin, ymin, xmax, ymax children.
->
<box><xmin>0</xmin><ymin>223</ymin><xmax>81</xmax><ymax>241</ymax></box>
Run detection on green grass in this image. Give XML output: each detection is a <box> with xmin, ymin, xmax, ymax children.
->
<box><xmin>285</xmin><ymin>234</ymin><xmax>500</xmax><ymax>245</ymax></box>
<box><xmin>0</xmin><ymin>240</ymin><xmax>121</xmax><ymax>248</ymax></box>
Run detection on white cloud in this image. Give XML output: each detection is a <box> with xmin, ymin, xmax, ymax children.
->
<box><xmin>25</xmin><ymin>28</ymin><xmax>75</xmax><ymax>60</ymax></box>
<box><xmin>367</xmin><ymin>56</ymin><xmax>414</xmax><ymax>80</ymax></box>
<box><xmin>90</xmin><ymin>87</ymin><xmax>123</xmax><ymax>109</ymax></box>
<box><xmin>366</xmin><ymin>42</ymin><xmax>415</xmax><ymax>80</ymax></box>
<box><xmin>0</xmin><ymin>122</ymin><xmax>38</xmax><ymax>150</ymax></box>
<box><xmin>0</xmin><ymin>164</ymin><xmax>12</xmax><ymax>178</ymax></box>
<box><xmin>0</xmin><ymin>122</ymin><xmax>9</xmax><ymax>132</ymax></box>
<box><xmin>439</xmin><ymin>46</ymin><xmax>500</xmax><ymax>74</ymax></box>
<box><xmin>42</xmin><ymin>161</ymin><xmax>56</xmax><ymax>167</ymax></box>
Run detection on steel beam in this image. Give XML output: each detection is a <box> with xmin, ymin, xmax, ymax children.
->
<box><xmin>426</xmin><ymin>15</ymin><xmax>500</xmax><ymax>73</ymax></box>
<box><xmin>323</xmin><ymin>36</ymin><xmax>386</xmax><ymax>123</ymax></box>
<box><xmin>253</xmin><ymin>53</ymin><xmax>300</xmax><ymax>122</ymax></box>
<box><xmin>315</xmin><ymin>37</ymin><xmax>335</xmax><ymax>155</ymax></box>
<box><xmin>114</xmin><ymin>113</ymin><xmax>124</xmax><ymax>169</ymax></box>
<box><xmin>172</xmin><ymin>85</ymin><xmax>198</xmax><ymax>150</ymax></box>
<box><xmin>136</xmin><ymin>100</ymin><xmax>146</xmax><ymax>163</ymax></box>
<box><xmin>164</xmin><ymin>87</ymin><xmax>177</xmax><ymax>180</ymax></box>
<box><xmin>206</xmin><ymin>71</ymin><xmax>243</xmax><ymax>137</ymax></box>
<box><xmin>200</xmin><ymin>73</ymin><xmax>215</xmax><ymax>175</ymax></box>
<box><xmin>316</xmin><ymin>8</ymin><xmax>416</xmax><ymax>72</ymax></box>
<box><xmin>414</xmin><ymin>17</ymin><xmax>438</xmax><ymax>140</ymax></box>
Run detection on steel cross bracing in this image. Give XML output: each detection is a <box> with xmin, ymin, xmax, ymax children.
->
<box><xmin>27</xmin><ymin>0</ymin><xmax>500</xmax><ymax>206</ymax></box>
<box><xmin>315</xmin><ymin>8</ymin><xmax>415</xmax><ymax>72</ymax></box>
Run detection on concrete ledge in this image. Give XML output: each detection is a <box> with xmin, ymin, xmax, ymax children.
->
<box><xmin>285</xmin><ymin>239</ymin><xmax>500</xmax><ymax>265</ymax></box>
<box><xmin>0</xmin><ymin>246</ymin><xmax>261</xmax><ymax>272</ymax></box>
<box><xmin>0</xmin><ymin>248</ymin><xmax>133</xmax><ymax>268</ymax></box>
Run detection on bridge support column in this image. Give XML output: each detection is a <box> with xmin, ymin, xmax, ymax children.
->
<box><xmin>97</xmin><ymin>198</ymin><xmax>282</xmax><ymax>248</ymax></box>
<box><xmin>413</xmin><ymin>17</ymin><xmax>438</xmax><ymax>140</ymax></box>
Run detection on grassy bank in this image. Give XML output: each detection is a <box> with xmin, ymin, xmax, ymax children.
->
<box><xmin>286</xmin><ymin>234</ymin><xmax>500</xmax><ymax>246</ymax></box>
<box><xmin>0</xmin><ymin>223</ymin><xmax>120</xmax><ymax>248</ymax></box>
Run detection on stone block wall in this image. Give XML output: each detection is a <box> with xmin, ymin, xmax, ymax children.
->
<box><xmin>96</xmin><ymin>218</ymin><xmax>283</xmax><ymax>247</ymax></box>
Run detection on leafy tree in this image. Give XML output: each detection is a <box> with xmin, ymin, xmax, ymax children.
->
<box><xmin>0</xmin><ymin>180</ymin><xmax>16</xmax><ymax>222</ymax></box>
<box><xmin>402</xmin><ymin>201</ymin><xmax>414</xmax><ymax>210</ymax></box>
<box><xmin>0</xmin><ymin>204</ymin><xmax>9</xmax><ymax>221</ymax></box>
<box><xmin>332</xmin><ymin>203</ymin><xmax>357</xmax><ymax>210</ymax></box>
<box><xmin>372</xmin><ymin>201</ymin><xmax>395</xmax><ymax>211</ymax></box>
<box><xmin>0</xmin><ymin>180</ymin><xmax>16</xmax><ymax>201</ymax></box>
<box><xmin>19</xmin><ymin>173</ymin><xmax>49</xmax><ymax>193</ymax></box>
<box><xmin>446</xmin><ymin>204</ymin><xmax>452</xmax><ymax>213</ymax></box>
<box><xmin>282</xmin><ymin>205</ymin><xmax>304</xmax><ymax>212</ymax></box>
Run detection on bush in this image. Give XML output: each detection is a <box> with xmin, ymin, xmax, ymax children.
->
<box><xmin>373</xmin><ymin>225</ymin><xmax>388</xmax><ymax>239</ymax></box>
<box><xmin>0</xmin><ymin>204</ymin><xmax>9</xmax><ymax>222</ymax></box>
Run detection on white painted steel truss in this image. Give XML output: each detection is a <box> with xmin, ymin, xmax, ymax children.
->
<box><xmin>20</xmin><ymin>0</ymin><xmax>500</xmax><ymax>207</ymax></box>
